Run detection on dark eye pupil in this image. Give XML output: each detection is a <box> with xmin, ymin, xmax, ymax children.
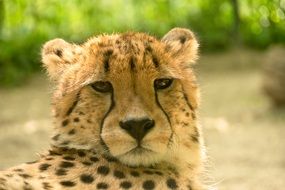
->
<box><xmin>91</xmin><ymin>81</ymin><xmax>112</xmax><ymax>93</ymax></box>
<box><xmin>154</xmin><ymin>78</ymin><xmax>173</xmax><ymax>90</ymax></box>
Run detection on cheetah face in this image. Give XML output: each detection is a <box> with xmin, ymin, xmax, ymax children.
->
<box><xmin>42</xmin><ymin>28</ymin><xmax>200</xmax><ymax>167</ymax></box>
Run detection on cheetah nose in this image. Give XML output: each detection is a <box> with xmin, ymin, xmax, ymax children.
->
<box><xmin>119</xmin><ymin>118</ymin><xmax>155</xmax><ymax>142</ymax></box>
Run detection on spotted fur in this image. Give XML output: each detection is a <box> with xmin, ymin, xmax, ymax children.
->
<box><xmin>0</xmin><ymin>28</ymin><xmax>207</xmax><ymax>190</ymax></box>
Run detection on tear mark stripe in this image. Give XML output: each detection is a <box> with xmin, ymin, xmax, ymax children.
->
<box><xmin>181</xmin><ymin>86</ymin><xmax>195</xmax><ymax>111</ymax></box>
<box><xmin>99</xmin><ymin>90</ymin><xmax>115</xmax><ymax>154</ymax></box>
<box><xmin>65</xmin><ymin>91</ymin><xmax>81</xmax><ymax>116</ymax></box>
<box><xmin>154</xmin><ymin>91</ymin><xmax>173</xmax><ymax>147</ymax></box>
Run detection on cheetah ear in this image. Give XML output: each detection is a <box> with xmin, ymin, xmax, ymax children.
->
<box><xmin>162</xmin><ymin>28</ymin><xmax>199</xmax><ymax>64</ymax></box>
<box><xmin>41</xmin><ymin>38</ymin><xmax>83</xmax><ymax>81</ymax></box>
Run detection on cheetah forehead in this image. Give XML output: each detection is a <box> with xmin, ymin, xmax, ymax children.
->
<box><xmin>42</xmin><ymin>28</ymin><xmax>199</xmax><ymax>86</ymax></box>
<box><xmin>82</xmin><ymin>33</ymin><xmax>176</xmax><ymax>77</ymax></box>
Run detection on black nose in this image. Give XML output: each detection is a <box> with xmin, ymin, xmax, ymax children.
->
<box><xmin>119</xmin><ymin>118</ymin><xmax>155</xmax><ymax>142</ymax></box>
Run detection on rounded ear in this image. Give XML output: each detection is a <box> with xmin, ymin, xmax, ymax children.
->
<box><xmin>41</xmin><ymin>38</ymin><xmax>83</xmax><ymax>81</ymax></box>
<box><xmin>162</xmin><ymin>28</ymin><xmax>199</xmax><ymax>65</ymax></box>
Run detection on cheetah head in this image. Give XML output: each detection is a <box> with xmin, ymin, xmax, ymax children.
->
<box><xmin>42</xmin><ymin>28</ymin><xmax>202</xmax><ymax>168</ymax></box>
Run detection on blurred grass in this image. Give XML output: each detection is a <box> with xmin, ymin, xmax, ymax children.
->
<box><xmin>1</xmin><ymin>0</ymin><xmax>285</xmax><ymax>86</ymax></box>
<box><xmin>198</xmin><ymin>50</ymin><xmax>285</xmax><ymax>190</ymax></box>
<box><xmin>0</xmin><ymin>49</ymin><xmax>284</xmax><ymax>189</ymax></box>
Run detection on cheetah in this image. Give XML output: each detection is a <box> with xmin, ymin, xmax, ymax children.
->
<box><xmin>0</xmin><ymin>28</ymin><xmax>207</xmax><ymax>190</ymax></box>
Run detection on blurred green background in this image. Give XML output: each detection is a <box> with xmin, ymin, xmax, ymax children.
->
<box><xmin>1</xmin><ymin>0</ymin><xmax>285</xmax><ymax>86</ymax></box>
<box><xmin>0</xmin><ymin>1</ymin><xmax>285</xmax><ymax>190</ymax></box>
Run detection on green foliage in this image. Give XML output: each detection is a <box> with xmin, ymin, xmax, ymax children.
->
<box><xmin>241</xmin><ymin>0</ymin><xmax>285</xmax><ymax>48</ymax></box>
<box><xmin>0</xmin><ymin>0</ymin><xmax>285</xmax><ymax>86</ymax></box>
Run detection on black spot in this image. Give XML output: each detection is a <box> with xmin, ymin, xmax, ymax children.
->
<box><xmin>182</xmin><ymin>122</ymin><xmax>189</xmax><ymax>127</ymax></box>
<box><xmin>42</xmin><ymin>182</ymin><xmax>52</xmax><ymax>190</ymax></box>
<box><xmin>18</xmin><ymin>173</ymin><xmax>32</xmax><ymax>178</ymax></box>
<box><xmin>167</xmin><ymin>167</ymin><xmax>179</xmax><ymax>177</ymax></box>
<box><xmin>62</xmin><ymin>119</ymin><xmax>69</xmax><ymax>127</ymax></box>
<box><xmin>143</xmin><ymin>170</ymin><xmax>154</xmax><ymax>175</ymax></box>
<box><xmin>13</xmin><ymin>168</ymin><xmax>23</xmax><ymax>172</ymax></box>
<box><xmin>155</xmin><ymin>171</ymin><xmax>163</xmax><ymax>176</ymax></box>
<box><xmin>55</xmin><ymin>169</ymin><xmax>67</xmax><ymax>176</ymax></box>
<box><xmin>78</xmin><ymin>150</ymin><xmax>86</xmax><ymax>157</ymax></box>
<box><xmin>73</xmin><ymin>118</ymin><xmax>80</xmax><ymax>122</ymax></box>
<box><xmin>45</xmin><ymin>157</ymin><xmax>54</xmax><ymax>161</ymax></box>
<box><xmin>59</xmin><ymin>161</ymin><xmax>75</xmax><ymax>168</ymax></box>
<box><xmin>26</xmin><ymin>161</ymin><xmax>38</xmax><ymax>164</ymax></box>
<box><xmin>191</xmin><ymin>112</ymin><xmax>196</xmax><ymax>119</ymax></box>
<box><xmin>143</xmin><ymin>180</ymin><xmax>155</xmax><ymax>189</ymax></box>
<box><xmin>55</xmin><ymin>49</ymin><xmax>62</xmax><ymax>57</ymax></box>
<box><xmin>0</xmin><ymin>177</ymin><xmax>6</xmax><ymax>182</ymax></box>
<box><xmin>103</xmin><ymin>49</ymin><xmax>113</xmax><ymax>72</ymax></box>
<box><xmin>113</xmin><ymin>170</ymin><xmax>125</xmax><ymax>179</ymax></box>
<box><xmin>98</xmin><ymin>42</ymin><xmax>105</xmax><ymax>47</ymax></box>
<box><xmin>191</xmin><ymin>135</ymin><xmax>199</xmax><ymax>143</ymax></box>
<box><xmin>97</xmin><ymin>182</ymin><xmax>109</xmax><ymax>189</ymax></box>
<box><xmin>152</xmin><ymin>56</ymin><xmax>159</xmax><ymax>68</ymax></box>
<box><xmin>129</xmin><ymin>56</ymin><xmax>135</xmax><ymax>71</ymax></box>
<box><xmin>48</xmin><ymin>150</ymin><xmax>61</xmax><ymax>156</ymax></box>
<box><xmin>166</xmin><ymin>178</ymin><xmax>178</xmax><ymax>189</ymax></box>
<box><xmin>63</xmin><ymin>156</ymin><xmax>75</xmax><ymax>161</ymax></box>
<box><xmin>60</xmin><ymin>140</ymin><xmax>70</xmax><ymax>146</ymax></box>
<box><xmin>97</xmin><ymin>166</ymin><xmax>110</xmax><ymax>175</ymax></box>
<box><xmin>66</xmin><ymin>93</ymin><xmax>80</xmax><ymax>116</ymax></box>
<box><xmin>90</xmin><ymin>156</ymin><xmax>99</xmax><ymax>162</ymax></box>
<box><xmin>187</xmin><ymin>184</ymin><xmax>192</xmax><ymax>190</ymax></box>
<box><xmin>103</xmin><ymin>155</ymin><xmax>117</xmax><ymax>162</ymax></box>
<box><xmin>60</xmin><ymin>180</ymin><xmax>76</xmax><ymax>187</ymax></box>
<box><xmin>39</xmin><ymin>163</ymin><xmax>51</xmax><ymax>171</ymax></box>
<box><xmin>120</xmin><ymin>181</ymin><xmax>132</xmax><ymax>189</ymax></box>
<box><xmin>81</xmin><ymin>161</ymin><xmax>93</xmax><ymax>166</ymax></box>
<box><xmin>145</xmin><ymin>44</ymin><xmax>152</xmax><ymax>52</ymax></box>
<box><xmin>80</xmin><ymin>174</ymin><xmax>94</xmax><ymax>184</ymax></box>
<box><xmin>62</xmin><ymin>147</ymin><xmax>70</xmax><ymax>151</ymax></box>
<box><xmin>68</xmin><ymin>129</ymin><xmax>76</xmax><ymax>135</ymax></box>
<box><xmin>23</xmin><ymin>183</ymin><xmax>33</xmax><ymax>190</ymax></box>
<box><xmin>179</xmin><ymin>36</ymin><xmax>187</xmax><ymax>44</ymax></box>
<box><xmin>130</xmin><ymin>171</ymin><xmax>140</xmax><ymax>177</ymax></box>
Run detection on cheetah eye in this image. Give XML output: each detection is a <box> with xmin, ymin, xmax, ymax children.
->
<box><xmin>90</xmin><ymin>81</ymin><xmax>113</xmax><ymax>93</ymax></box>
<box><xmin>154</xmin><ymin>78</ymin><xmax>173</xmax><ymax>90</ymax></box>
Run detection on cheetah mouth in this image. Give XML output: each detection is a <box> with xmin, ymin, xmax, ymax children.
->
<box><xmin>116</xmin><ymin>146</ymin><xmax>162</xmax><ymax>167</ymax></box>
<box><xmin>122</xmin><ymin>146</ymin><xmax>155</xmax><ymax>156</ymax></box>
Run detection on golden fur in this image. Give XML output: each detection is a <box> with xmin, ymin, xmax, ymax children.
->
<box><xmin>0</xmin><ymin>28</ymin><xmax>207</xmax><ymax>190</ymax></box>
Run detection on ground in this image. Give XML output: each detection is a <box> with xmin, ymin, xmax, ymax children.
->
<box><xmin>0</xmin><ymin>49</ymin><xmax>284</xmax><ymax>190</ymax></box>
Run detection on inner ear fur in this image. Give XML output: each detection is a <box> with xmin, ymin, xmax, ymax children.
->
<box><xmin>42</xmin><ymin>38</ymin><xmax>83</xmax><ymax>81</ymax></box>
<box><xmin>162</xmin><ymin>28</ymin><xmax>199</xmax><ymax>65</ymax></box>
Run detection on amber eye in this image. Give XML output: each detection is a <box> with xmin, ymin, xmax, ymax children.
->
<box><xmin>154</xmin><ymin>78</ymin><xmax>173</xmax><ymax>90</ymax></box>
<box><xmin>90</xmin><ymin>81</ymin><xmax>113</xmax><ymax>93</ymax></box>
